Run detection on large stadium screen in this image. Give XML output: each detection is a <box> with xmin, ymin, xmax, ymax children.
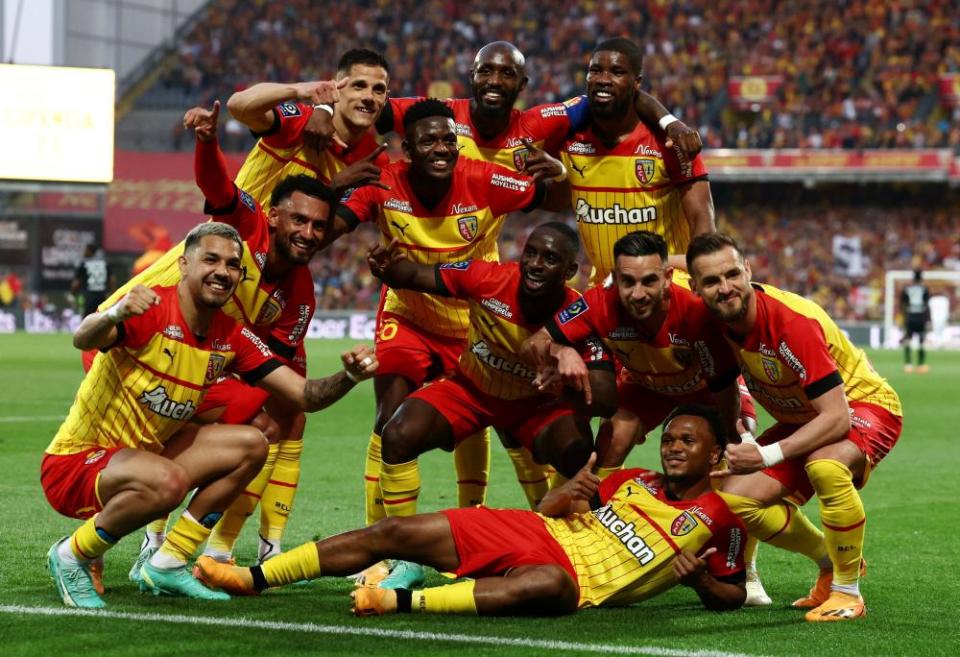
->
<box><xmin>0</xmin><ymin>64</ymin><xmax>115</xmax><ymax>184</ymax></box>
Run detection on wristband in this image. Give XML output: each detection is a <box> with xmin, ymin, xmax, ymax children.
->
<box><xmin>314</xmin><ymin>104</ymin><xmax>334</xmax><ymax>116</ymax></box>
<box><xmin>344</xmin><ymin>368</ymin><xmax>362</xmax><ymax>384</ymax></box>
<box><xmin>551</xmin><ymin>162</ymin><xmax>568</xmax><ymax>183</ymax></box>
<box><xmin>757</xmin><ymin>442</ymin><xmax>784</xmax><ymax>468</ymax></box>
<box><xmin>658</xmin><ymin>113</ymin><xmax>679</xmax><ymax>131</ymax></box>
<box><xmin>739</xmin><ymin>431</ymin><xmax>758</xmax><ymax>445</ymax></box>
<box><xmin>105</xmin><ymin>305</ymin><xmax>122</xmax><ymax>323</ymax></box>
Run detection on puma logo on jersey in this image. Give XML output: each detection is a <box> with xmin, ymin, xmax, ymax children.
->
<box><xmin>570</xmin><ymin>161</ymin><xmax>588</xmax><ymax>176</ymax></box>
<box><xmin>391</xmin><ymin>220</ymin><xmax>410</xmax><ymax>236</ymax></box>
<box><xmin>163</xmin><ymin>348</ymin><xmax>175</xmax><ymax>362</ymax></box>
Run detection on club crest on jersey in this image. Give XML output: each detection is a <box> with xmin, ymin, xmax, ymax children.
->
<box><xmin>205</xmin><ymin>354</ymin><xmax>227</xmax><ymax>384</ymax></box>
<box><xmin>278</xmin><ymin>102</ymin><xmax>301</xmax><ymax>117</ymax></box>
<box><xmin>557</xmin><ymin>298</ymin><xmax>588</xmax><ymax>324</ymax></box>
<box><xmin>512</xmin><ymin>147</ymin><xmax>530</xmax><ymax>170</ymax></box>
<box><xmin>458</xmin><ymin>215</ymin><xmax>478</xmax><ymax>242</ymax></box>
<box><xmin>256</xmin><ymin>297</ymin><xmax>283</xmax><ymax>326</ymax></box>
<box><xmin>762</xmin><ymin>357</ymin><xmax>781</xmax><ymax>383</ymax></box>
<box><xmin>84</xmin><ymin>448</ymin><xmax>107</xmax><ymax>465</ymax></box>
<box><xmin>670</xmin><ymin>511</ymin><xmax>698</xmax><ymax>536</ymax></box>
<box><xmin>635</xmin><ymin>158</ymin><xmax>656</xmax><ymax>183</ymax></box>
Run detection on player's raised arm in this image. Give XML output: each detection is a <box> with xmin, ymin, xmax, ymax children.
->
<box><xmin>72</xmin><ymin>284</ymin><xmax>160</xmax><ymax>350</ymax></box>
<box><xmin>366</xmin><ymin>239</ymin><xmax>443</xmax><ymax>294</ymax></box>
<box><xmin>256</xmin><ymin>344</ymin><xmax>378</xmax><ymax>413</ymax></box>
<box><xmin>674</xmin><ymin>180</ymin><xmax>715</xmax><ymax>271</ymax></box>
<box><xmin>186</xmin><ymin>101</ymin><xmax>237</xmax><ymax>209</ymax></box>
<box><xmin>673</xmin><ymin>547</ymin><xmax>746</xmax><ymax>611</ymax></box>
<box><xmin>226</xmin><ymin>79</ymin><xmax>344</xmax><ymax>133</ymax></box>
<box><xmin>538</xmin><ymin>453</ymin><xmax>600</xmax><ymax>517</ymax></box>
<box><xmin>634</xmin><ymin>90</ymin><xmax>703</xmax><ymax>160</ymax></box>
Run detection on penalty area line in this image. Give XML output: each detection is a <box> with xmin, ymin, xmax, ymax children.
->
<box><xmin>0</xmin><ymin>605</ymin><xmax>768</xmax><ymax>657</ymax></box>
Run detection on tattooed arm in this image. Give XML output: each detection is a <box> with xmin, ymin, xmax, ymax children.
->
<box><xmin>255</xmin><ymin>344</ymin><xmax>378</xmax><ymax>412</ymax></box>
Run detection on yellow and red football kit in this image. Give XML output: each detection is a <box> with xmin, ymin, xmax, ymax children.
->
<box><xmin>719</xmin><ymin>283</ymin><xmax>902</xmax><ymax>500</ymax></box>
<box><xmin>560</xmin><ymin>122</ymin><xmax>708</xmax><ymax>285</ymax></box>
<box><xmin>42</xmin><ymin>285</ymin><xmax>281</xmax><ymax>519</ymax></box>
<box><xmin>406</xmin><ymin>260</ymin><xmax>612</xmax><ymax>451</ymax></box>
<box><xmin>546</xmin><ymin>283</ymin><xmax>756</xmax><ymax>433</ymax></box>
<box><xmin>235</xmin><ymin>101</ymin><xmax>388</xmax><ymax>209</ymax></box>
<box><xmin>442</xmin><ymin>467</ymin><xmax>746</xmax><ymax>608</ymax></box>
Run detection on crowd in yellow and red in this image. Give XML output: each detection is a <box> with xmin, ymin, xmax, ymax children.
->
<box><xmin>155</xmin><ymin>0</ymin><xmax>960</xmax><ymax>150</ymax></box>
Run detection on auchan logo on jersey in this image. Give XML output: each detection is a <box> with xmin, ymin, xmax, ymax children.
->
<box><xmin>575</xmin><ymin>199</ymin><xmax>657</xmax><ymax>225</ymax></box>
<box><xmin>593</xmin><ymin>504</ymin><xmax>656</xmax><ymax>565</ymax></box>
<box><xmin>137</xmin><ymin>385</ymin><xmax>196</xmax><ymax>421</ymax></box>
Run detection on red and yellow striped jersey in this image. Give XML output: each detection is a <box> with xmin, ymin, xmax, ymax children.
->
<box><xmin>338</xmin><ymin>159</ymin><xmax>542</xmax><ymax>338</ymax></box>
<box><xmin>235</xmin><ymin>101</ymin><xmax>388</xmax><ymax>209</ymax></box>
<box><xmin>721</xmin><ymin>283</ymin><xmax>902</xmax><ymax>424</ymax></box>
<box><xmin>542</xmin><ymin>468</ymin><xmax>746</xmax><ymax>608</ymax></box>
<box><xmin>547</xmin><ymin>283</ymin><xmax>740</xmax><ymax>397</ymax></box>
<box><xmin>436</xmin><ymin>260</ymin><xmax>609</xmax><ymax>399</ymax></box>
<box><xmin>377</xmin><ymin>96</ymin><xmax>590</xmax><ymax>170</ymax></box>
<box><xmin>99</xmin><ymin>186</ymin><xmax>316</xmax><ymax>364</ymax></box>
<box><xmin>50</xmin><ymin>285</ymin><xmax>281</xmax><ymax>456</ymax></box>
<box><xmin>560</xmin><ymin>123</ymin><xmax>708</xmax><ymax>285</ymax></box>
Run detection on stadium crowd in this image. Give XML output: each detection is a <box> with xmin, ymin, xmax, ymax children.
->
<box><xmin>157</xmin><ymin>0</ymin><xmax>959</xmax><ymax>150</ymax></box>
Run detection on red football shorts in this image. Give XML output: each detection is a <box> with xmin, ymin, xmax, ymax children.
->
<box><xmin>196</xmin><ymin>376</ymin><xmax>270</xmax><ymax>425</ymax></box>
<box><xmin>408</xmin><ymin>374</ymin><xmax>574</xmax><ymax>452</ymax></box>
<box><xmin>375</xmin><ymin>312</ymin><xmax>464</xmax><ymax>387</ymax></box>
<box><xmin>757</xmin><ymin>401</ymin><xmax>903</xmax><ymax>503</ymax></box>
<box><xmin>81</xmin><ymin>349</ymin><xmax>96</xmax><ymax>373</ymax></box>
<box><xmin>41</xmin><ymin>447</ymin><xmax>123</xmax><ymax>519</ymax></box>
<box><xmin>617</xmin><ymin>373</ymin><xmax>757</xmax><ymax>436</ymax></box>
<box><xmin>441</xmin><ymin>506</ymin><xmax>578</xmax><ymax>594</ymax></box>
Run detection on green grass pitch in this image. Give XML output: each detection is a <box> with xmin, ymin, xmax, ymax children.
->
<box><xmin>1</xmin><ymin>333</ymin><xmax>956</xmax><ymax>656</ymax></box>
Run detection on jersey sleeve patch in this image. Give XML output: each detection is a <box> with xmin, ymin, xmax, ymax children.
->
<box><xmin>557</xmin><ymin>297</ymin><xmax>589</xmax><ymax>324</ymax></box>
<box><xmin>238</xmin><ymin>189</ymin><xmax>257</xmax><ymax>213</ymax></box>
<box><xmin>439</xmin><ymin>261</ymin><xmax>472</xmax><ymax>271</ymax></box>
<box><xmin>277</xmin><ymin>102</ymin><xmax>302</xmax><ymax>118</ymax></box>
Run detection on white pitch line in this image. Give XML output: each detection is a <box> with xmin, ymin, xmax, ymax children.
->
<box><xmin>0</xmin><ymin>415</ymin><xmax>64</xmax><ymax>423</ymax></box>
<box><xmin>0</xmin><ymin>605</ymin><xmax>768</xmax><ymax>657</ymax></box>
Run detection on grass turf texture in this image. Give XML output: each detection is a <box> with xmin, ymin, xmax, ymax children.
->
<box><xmin>0</xmin><ymin>333</ymin><xmax>956</xmax><ymax>657</ymax></box>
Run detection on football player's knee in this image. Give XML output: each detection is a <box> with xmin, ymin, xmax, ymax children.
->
<box><xmin>150</xmin><ymin>463</ymin><xmax>190</xmax><ymax>510</ymax></box>
<box><xmin>233</xmin><ymin>425</ymin><xmax>269</xmax><ymax>467</ymax></box>
<box><xmin>250</xmin><ymin>411</ymin><xmax>280</xmax><ymax>443</ymax></box>
<box><xmin>520</xmin><ymin>566</ymin><xmax>578</xmax><ymax>614</ymax></box>
<box><xmin>367</xmin><ymin>516</ymin><xmax>412</xmax><ymax>550</ymax></box>
<box><xmin>381</xmin><ymin>417</ymin><xmax>422</xmax><ymax>464</ymax></box>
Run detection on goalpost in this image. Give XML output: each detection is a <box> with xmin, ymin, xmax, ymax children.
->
<box><xmin>883</xmin><ymin>269</ymin><xmax>960</xmax><ymax>348</ymax></box>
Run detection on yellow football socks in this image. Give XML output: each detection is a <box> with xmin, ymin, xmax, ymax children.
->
<box><xmin>260</xmin><ymin>542</ymin><xmax>321</xmax><ymax>587</ymax></box>
<box><xmin>364</xmin><ymin>432</ymin><xmax>386</xmax><ymax>525</ymax></box>
<box><xmin>719</xmin><ymin>491</ymin><xmax>827</xmax><ymax>564</ymax></box>
<box><xmin>806</xmin><ymin>459</ymin><xmax>866</xmax><ymax>587</ymax></box>
<box><xmin>454</xmin><ymin>429</ymin><xmax>489</xmax><ymax>507</ymax></box>
<box><xmin>158</xmin><ymin>512</ymin><xmax>210</xmax><ymax>566</ymax></box>
<box><xmin>260</xmin><ymin>439</ymin><xmax>302</xmax><ymax>542</ymax></box>
<box><xmin>207</xmin><ymin>442</ymin><xmax>279</xmax><ymax>556</ymax></box>
<box><xmin>69</xmin><ymin>516</ymin><xmax>116</xmax><ymax>561</ymax></box>
<box><xmin>380</xmin><ymin>459</ymin><xmax>421</xmax><ymax>517</ymax></box>
<box><xmin>506</xmin><ymin>447</ymin><xmax>551</xmax><ymax>509</ymax></box>
<box><xmin>411</xmin><ymin>580</ymin><xmax>478</xmax><ymax>614</ymax></box>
